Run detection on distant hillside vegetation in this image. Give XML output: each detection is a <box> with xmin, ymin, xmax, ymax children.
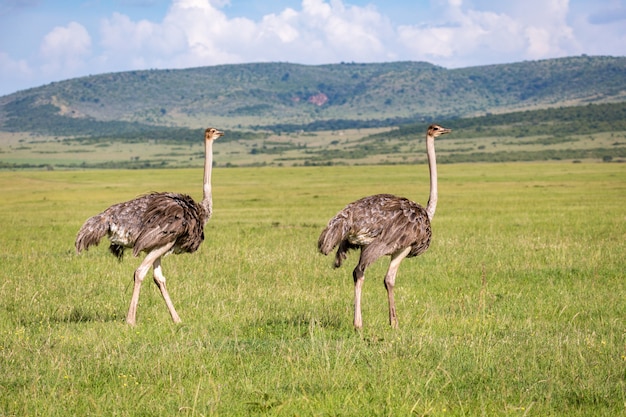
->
<box><xmin>372</xmin><ymin>101</ymin><xmax>626</xmax><ymax>141</ymax></box>
<box><xmin>2</xmin><ymin>100</ymin><xmax>624</xmax><ymax>170</ymax></box>
<box><xmin>0</xmin><ymin>55</ymin><xmax>625</xmax><ymax>136</ymax></box>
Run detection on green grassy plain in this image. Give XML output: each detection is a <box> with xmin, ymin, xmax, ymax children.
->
<box><xmin>0</xmin><ymin>162</ymin><xmax>625</xmax><ymax>416</ymax></box>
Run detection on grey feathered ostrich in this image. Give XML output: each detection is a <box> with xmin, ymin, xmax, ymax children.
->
<box><xmin>75</xmin><ymin>127</ymin><xmax>224</xmax><ymax>325</ymax></box>
<box><xmin>318</xmin><ymin>124</ymin><xmax>451</xmax><ymax>329</ymax></box>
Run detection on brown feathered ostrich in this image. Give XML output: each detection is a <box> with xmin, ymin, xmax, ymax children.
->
<box><xmin>75</xmin><ymin>127</ymin><xmax>224</xmax><ymax>325</ymax></box>
<box><xmin>318</xmin><ymin>124</ymin><xmax>451</xmax><ymax>329</ymax></box>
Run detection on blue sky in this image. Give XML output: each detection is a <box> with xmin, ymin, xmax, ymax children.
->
<box><xmin>0</xmin><ymin>0</ymin><xmax>625</xmax><ymax>96</ymax></box>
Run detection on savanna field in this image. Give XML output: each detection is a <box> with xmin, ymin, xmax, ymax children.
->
<box><xmin>0</xmin><ymin>162</ymin><xmax>624</xmax><ymax>416</ymax></box>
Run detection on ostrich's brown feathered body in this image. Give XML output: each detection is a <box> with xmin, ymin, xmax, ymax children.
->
<box><xmin>75</xmin><ymin>192</ymin><xmax>209</xmax><ymax>259</ymax></box>
<box><xmin>318</xmin><ymin>193</ymin><xmax>431</xmax><ymax>269</ymax></box>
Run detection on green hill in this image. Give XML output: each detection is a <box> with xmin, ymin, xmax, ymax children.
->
<box><xmin>1</xmin><ymin>55</ymin><xmax>625</xmax><ymax>136</ymax></box>
<box><xmin>1</xmin><ymin>55</ymin><xmax>626</xmax><ymax>169</ymax></box>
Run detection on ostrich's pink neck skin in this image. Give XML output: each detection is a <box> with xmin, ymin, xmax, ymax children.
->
<box><xmin>201</xmin><ymin>135</ymin><xmax>214</xmax><ymax>222</ymax></box>
<box><xmin>425</xmin><ymin>132</ymin><xmax>437</xmax><ymax>221</ymax></box>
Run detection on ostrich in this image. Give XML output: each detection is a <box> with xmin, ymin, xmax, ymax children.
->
<box><xmin>318</xmin><ymin>124</ymin><xmax>451</xmax><ymax>329</ymax></box>
<box><xmin>75</xmin><ymin>127</ymin><xmax>224</xmax><ymax>325</ymax></box>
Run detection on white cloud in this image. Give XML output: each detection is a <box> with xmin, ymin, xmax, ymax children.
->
<box><xmin>98</xmin><ymin>0</ymin><xmax>253</xmax><ymax>69</ymax></box>
<box><xmin>0</xmin><ymin>51</ymin><xmax>32</xmax><ymax>75</ymax></box>
<box><xmin>258</xmin><ymin>9</ymin><xmax>299</xmax><ymax>43</ymax></box>
<box><xmin>0</xmin><ymin>51</ymin><xmax>33</xmax><ymax>92</ymax></box>
<box><xmin>520</xmin><ymin>0</ymin><xmax>576</xmax><ymax>59</ymax></box>
<box><xmin>244</xmin><ymin>0</ymin><xmax>394</xmax><ymax>63</ymax></box>
<box><xmin>164</xmin><ymin>0</ymin><xmax>256</xmax><ymax>65</ymax></box>
<box><xmin>93</xmin><ymin>0</ymin><xmax>396</xmax><ymax>69</ymax></box>
<box><xmin>397</xmin><ymin>8</ymin><xmax>521</xmax><ymax>63</ymax></box>
<box><xmin>39</xmin><ymin>21</ymin><xmax>92</xmax><ymax>74</ymax></box>
<box><xmin>395</xmin><ymin>0</ymin><xmax>579</xmax><ymax>67</ymax></box>
<box><xmin>101</xmin><ymin>13</ymin><xmax>158</xmax><ymax>52</ymax></box>
<box><xmin>313</xmin><ymin>1</ymin><xmax>390</xmax><ymax>58</ymax></box>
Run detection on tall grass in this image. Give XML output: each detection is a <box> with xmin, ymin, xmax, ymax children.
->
<box><xmin>0</xmin><ymin>162</ymin><xmax>624</xmax><ymax>416</ymax></box>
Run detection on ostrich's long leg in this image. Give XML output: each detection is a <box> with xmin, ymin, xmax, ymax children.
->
<box><xmin>384</xmin><ymin>247</ymin><xmax>412</xmax><ymax>328</ymax></box>
<box><xmin>352</xmin><ymin>264</ymin><xmax>366</xmax><ymax>329</ymax></box>
<box><xmin>126</xmin><ymin>243</ymin><xmax>174</xmax><ymax>325</ymax></box>
<box><xmin>153</xmin><ymin>257</ymin><xmax>181</xmax><ymax>323</ymax></box>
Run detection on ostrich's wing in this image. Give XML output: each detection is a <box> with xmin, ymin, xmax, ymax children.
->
<box><xmin>346</xmin><ymin>194</ymin><xmax>432</xmax><ymax>260</ymax></box>
<box><xmin>133</xmin><ymin>193</ymin><xmax>205</xmax><ymax>256</ymax></box>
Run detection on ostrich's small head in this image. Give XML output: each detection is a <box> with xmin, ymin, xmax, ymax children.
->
<box><xmin>428</xmin><ymin>124</ymin><xmax>451</xmax><ymax>138</ymax></box>
<box><xmin>205</xmin><ymin>127</ymin><xmax>224</xmax><ymax>141</ymax></box>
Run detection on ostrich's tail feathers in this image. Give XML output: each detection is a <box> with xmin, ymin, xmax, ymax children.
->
<box><xmin>318</xmin><ymin>213</ymin><xmax>356</xmax><ymax>268</ymax></box>
<box><xmin>318</xmin><ymin>218</ymin><xmax>344</xmax><ymax>255</ymax></box>
<box><xmin>75</xmin><ymin>214</ymin><xmax>109</xmax><ymax>254</ymax></box>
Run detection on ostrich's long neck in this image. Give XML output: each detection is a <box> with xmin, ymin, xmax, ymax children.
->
<box><xmin>201</xmin><ymin>138</ymin><xmax>213</xmax><ymax>223</ymax></box>
<box><xmin>425</xmin><ymin>134</ymin><xmax>438</xmax><ymax>221</ymax></box>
